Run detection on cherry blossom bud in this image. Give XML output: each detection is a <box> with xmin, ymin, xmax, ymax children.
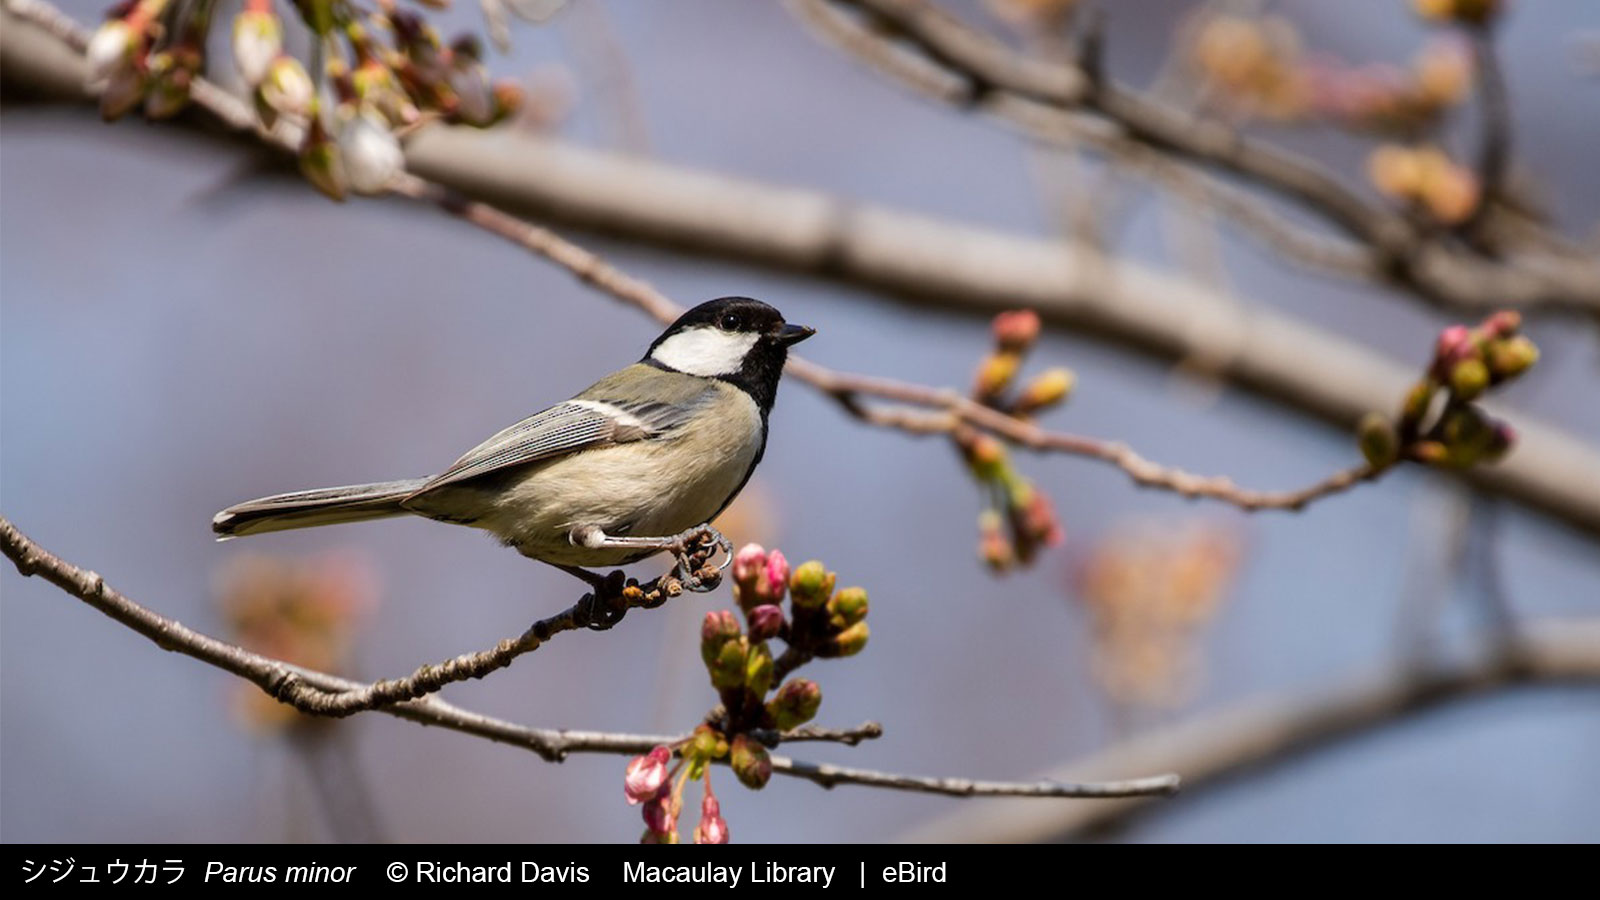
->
<box><xmin>973</xmin><ymin>352</ymin><xmax>1021</xmax><ymax>400</ymax></box>
<box><xmin>641</xmin><ymin>788</ymin><xmax>677</xmax><ymax>842</ymax></box>
<box><xmin>788</xmin><ymin>561</ymin><xmax>834</xmax><ymax>609</ymax></box>
<box><xmin>1399</xmin><ymin>380</ymin><xmax>1437</xmax><ymax>431</ymax></box>
<box><xmin>745</xmin><ymin>604</ymin><xmax>784</xmax><ymax>643</ymax></box>
<box><xmin>825</xmin><ymin>621</ymin><xmax>870</xmax><ymax>658</ymax></box>
<box><xmin>261</xmin><ymin>55</ymin><xmax>314</xmax><ymax>121</ymax></box>
<box><xmin>977</xmin><ymin>509</ymin><xmax>1013</xmax><ymax>570</ymax></box>
<box><xmin>86</xmin><ymin>19</ymin><xmax>139</xmax><ymax>94</ymax></box>
<box><xmin>1486</xmin><ymin>335</ymin><xmax>1538</xmax><ymax>382</ymax></box>
<box><xmin>693</xmin><ymin>793</ymin><xmax>730</xmax><ymax>844</ymax></box>
<box><xmin>339</xmin><ymin>111</ymin><xmax>403</xmax><ymax>194</ymax></box>
<box><xmin>700</xmin><ymin>610</ymin><xmax>741</xmax><ymax>664</ymax></box>
<box><xmin>448</xmin><ymin>56</ymin><xmax>496</xmax><ymax>126</ymax></box>
<box><xmin>745</xmin><ymin>642</ymin><xmax>774</xmax><ymax>697</ymax></box>
<box><xmin>1357</xmin><ymin>412</ymin><xmax>1399</xmax><ymax>468</ymax></box>
<box><xmin>640</xmin><ymin>827</ymin><xmax>679</xmax><ymax>844</ymax></box>
<box><xmin>966</xmin><ymin>433</ymin><xmax>1008</xmax><ymax>482</ymax></box>
<box><xmin>1015</xmin><ymin>368</ymin><xmax>1075</xmax><ymax>413</ymax></box>
<box><xmin>232</xmin><ymin>10</ymin><xmax>282</xmax><ymax>86</ymax></box>
<box><xmin>1448</xmin><ymin>356</ymin><xmax>1489</xmax><ymax>400</ymax></box>
<box><xmin>992</xmin><ymin>310</ymin><xmax>1041</xmax><ymax>352</ymax></box>
<box><xmin>1481</xmin><ymin>310</ymin><xmax>1521</xmax><ymax>339</ymax></box>
<box><xmin>686</xmin><ymin>724</ymin><xmax>728</xmax><ymax>763</ymax></box>
<box><xmin>732</xmin><ymin>544</ymin><xmax>764</xmax><ymax>592</ymax></box>
<box><xmin>826</xmin><ymin>587</ymin><xmax>869</xmax><ymax>631</ymax></box>
<box><xmin>761</xmin><ymin>550</ymin><xmax>790</xmax><ymax>603</ymax></box>
<box><xmin>623</xmin><ymin>745</ymin><xmax>672</xmax><ymax>805</ymax></box>
<box><xmin>709</xmin><ymin>637</ymin><xmax>749</xmax><ymax>690</ymax></box>
<box><xmin>767</xmin><ymin>678</ymin><xmax>822</xmax><ymax>730</ymax></box>
<box><xmin>730</xmin><ymin>735</ymin><xmax>771</xmax><ymax>789</ymax></box>
<box><xmin>1435</xmin><ymin>324</ymin><xmax>1473</xmax><ymax>366</ymax></box>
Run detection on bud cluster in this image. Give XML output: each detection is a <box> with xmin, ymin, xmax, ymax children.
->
<box><xmin>627</xmin><ymin>545</ymin><xmax>868</xmax><ymax>842</ymax></box>
<box><xmin>1190</xmin><ymin>15</ymin><xmax>1309</xmax><ymax>121</ymax></box>
<box><xmin>1358</xmin><ymin>311</ymin><xmax>1535</xmax><ymax>471</ymax></box>
<box><xmin>1368</xmin><ymin>143</ymin><xmax>1481</xmax><ymax>225</ymax></box>
<box><xmin>216</xmin><ymin>552</ymin><xmax>377</xmax><ymax>733</ymax></box>
<box><xmin>85</xmin><ymin>0</ymin><xmax>524</xmax><ymax>201</ymax></box>
<box><xmin>1307</xmin><ymin>40</ymin><xmax>1471</xmax><ymax>137</ymax></box>
<box><xmin>1073</xmin><ymin>520</ymin><xmax>1242</xmax><ymax>712</ymax></box>
<box><xmin>1190</xmin><ymin>12</ymin><xmax>1479</xmax><ymax>136</ymax></box>
<box><xmin>958</xmin><ymin>310</ymin><xmax>1069</xmax><ymax>573</ymax></box>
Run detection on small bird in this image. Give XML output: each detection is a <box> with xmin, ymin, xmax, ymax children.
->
<box><xmin>213</xmin><ymin>297</ymin><xmax>813</xmax><ymax>600</ymax></box>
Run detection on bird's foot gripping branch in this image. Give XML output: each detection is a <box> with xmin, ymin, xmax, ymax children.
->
<box><xmin>622</xmin><ymin>545</ymin><xmax>870</xmax><ymax>844</ymax></box>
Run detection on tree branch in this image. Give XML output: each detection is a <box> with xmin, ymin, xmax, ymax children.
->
<box><xmin>900</xmin><ymin>617</ymin><xmax>1600</xmax><ymax>840</ymax></box>
<box><xmin>793</xmin><ymin>0</ymin><xmax>1600</xmax><ymax>318</ymax></box>
<box><xmin>0</xmin><ymin>513</ymin><xmax>1180</xmax><ymax>800</ymax></box>
<box><xmin>4</xmin><ymin>0</ymin><xmax>1599</xmax><ymax>535</ymax></box>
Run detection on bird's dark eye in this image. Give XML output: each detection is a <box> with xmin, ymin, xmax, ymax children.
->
<box><xmin>718</xmin><ymin>313</ymin><xmax>742</xmax><ymax>331</ymax></box>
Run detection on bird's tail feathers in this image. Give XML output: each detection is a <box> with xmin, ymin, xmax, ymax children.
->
<box><xmin>212</xmin><ymin>478</ymin><xmax>428</xmax><ymax>539</ymax></box>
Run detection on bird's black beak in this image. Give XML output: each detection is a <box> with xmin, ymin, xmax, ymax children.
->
<box><xmin>775</xmin><ymin>323</ymin><xmax>816</xmax><ymax>347</ymax></box>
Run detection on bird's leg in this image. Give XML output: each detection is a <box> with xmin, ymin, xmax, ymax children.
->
<box><xmin>551</xmin><ymin>563</ymin><xmax>629</xmax><ymax>630</ymax></box>
<box><xmin>568</xmin><ymin>524</ymin><xmax>733</xmax><ymax>592</ymax></box>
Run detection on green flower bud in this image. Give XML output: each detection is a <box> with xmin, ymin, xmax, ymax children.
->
<box><xmin>745</xmin><ymin>642</ymin><xmax>774</xmax><ymax>697</ymax></box>
<box><xmin>729</xmin><ymin>734</ymin><xmax>772</xmax><ymax>790</ymax></box>
<box><xmin>709</xmin><ymin>637</ymin><xmax>748</xmax><ymax>690</ymax></box>
<box><xmin>767</xmin><ymin>679</ymin><xmax>823</xmax><ymax>730</ymax></box>
<box><xmin>825</xmin><ymin>621</ymin><xmax>870</xmax><ymax>658</ymax></box>
<box><xmin>1449</xmin><ymin>356</ymin><xmax>1489</xmax><ymax>401</ymax></box>
<box><xmin>789</xmin><ymin>561</ymin><xmax>834</xmax><ymax>609</ymax></box>
<box><xmin>826</xmin><ymin>587</ymin><xmax>869</xmax><ymax>630</ymax></box>
<box><xmin>1357</xmin><ymin>412</ymin><xmax>1399</xmax><ymax>468</ymax></box>
<box><xmin>1486</xmin><ymin>335</ymin><xmax>1538</xmax><ymax>383</ymax></box>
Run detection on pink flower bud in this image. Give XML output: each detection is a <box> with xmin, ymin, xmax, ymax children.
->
<box><xmin>1434</xmin><ymin>324</ymin><xmax>1472</xmax><ymax>367</ymax></box>
<box><xmin>992</xmin><ymin>310</ymin><xmax>1041</xmax><ymax>352</ymax></box>
<box><xmin>761</xmin><ymin>549</ymin><xmax>789</xmax><ymax>602</ymax></box>
<box><xmin>700</xmin><ymin>610</ymin><xmax>741</xmax><ymax>664</ymax></box>
<box><xmin>641</xmin><ymin>791</ymin><xmax>674</xmax><ymax>833</ymax></box>
<box><xmin>693</xmin><ymin>793</ymin><xmax>730</xmax><ymax>844</ymax></box>
<box><xmin>623</xmin><ymin>745</ymin><xmax>672</xmax><ymax>805</ymax></box>
<box><xmin>731</xmin><ymin>544</ymin><xmax>766</xmax><ymax>585</ymax></box>
<box><xmin>746</xmin><ymin>604</ymin><xmax>784</xmax><ymax>642</ymax></box>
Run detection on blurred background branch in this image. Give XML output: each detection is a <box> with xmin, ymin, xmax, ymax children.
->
<box><xmin>903</xmin><ymin>616</ymin><xmax>1600</xmax><ymax>841</ymax></box>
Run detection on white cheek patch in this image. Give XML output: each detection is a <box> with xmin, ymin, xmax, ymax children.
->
<box><xmin>649</xmin><ymin>326</ymin><xmax>759</xmax><ymax>377</ymax></box>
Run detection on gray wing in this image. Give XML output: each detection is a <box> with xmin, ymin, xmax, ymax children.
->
<box><xmin>413</xmin><ymin>389</ymin><xmax>710</xmax><ymax>494</ymax></box>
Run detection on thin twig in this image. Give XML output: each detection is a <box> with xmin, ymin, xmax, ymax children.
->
<box><xmin>1460</xmin><ymin>23</ymin><xmax>1511</xmax><ymax>235</ymax></box>
<box><xmin>0</xmin><ymin>514</ymin><xmax>1180</xmax><ymax>799</ymax></box>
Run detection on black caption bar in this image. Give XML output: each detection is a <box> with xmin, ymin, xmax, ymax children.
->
<box><xmin>8</xmin><ymin>844</ymin><xmax>1086</xmax><ymax>889</ymax></box>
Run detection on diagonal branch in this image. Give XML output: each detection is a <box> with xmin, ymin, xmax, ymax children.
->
<box><xmin>0</xmin><ymin>513</ymin><xmax>1180</xmax><ymax>799</ymax></box>
<box><xmin>793</xmin><ymin>0</ymin><xmax>1600</xmax><ymax>318</ymax></box>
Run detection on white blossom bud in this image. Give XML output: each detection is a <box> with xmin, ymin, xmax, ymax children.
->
<box><xmin>232</xmin><ymin>11</ymin><xmax>283</xmax><ymax>86</ymax></box>
<box><xmin>260</xmin><ymin>55</ymin><xmax>314</xmax><ymax>120</ymax></box>
<box><xmin>86</xmin><ymin>20</ymin><xmax>138</xmax><ymax>92</ymax></box>
<box><xmin>339</xmin><ymin>111</ymin><xmax>404</xmax><ymax>194</ymax></box>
